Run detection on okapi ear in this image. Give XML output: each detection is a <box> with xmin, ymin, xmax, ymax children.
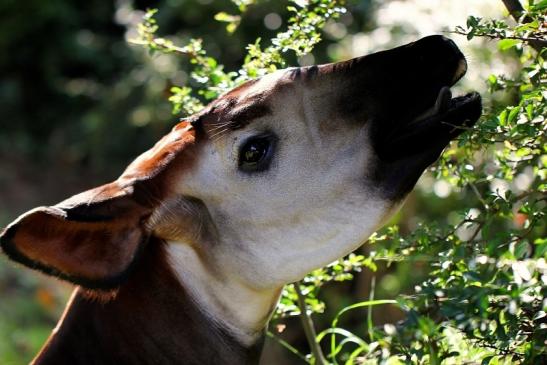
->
<box><xmin>0</xmin><ymin>187</ymin><xmax>149</xmax><ymax>289</ymax></box>
<box><xmin>0</xmin><ymin>121</ymin><xmax>197</xmax><ymax>289</ymax></box>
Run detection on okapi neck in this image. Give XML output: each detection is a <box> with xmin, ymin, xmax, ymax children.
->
<box><xmin>32</xmin><ymin>240</ymin><xmax>264</xmax><ymax>365</ymax></box>
<box><xmin>166</xmin><ymin>241</ymin><xmax>283</xmax><ymax>347</ymax></box>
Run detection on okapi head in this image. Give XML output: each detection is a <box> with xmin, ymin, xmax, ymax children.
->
<box><xmin>1</xmin><ymin>36</ymin><xmax>481</xmax><ymax>362</ymax></box>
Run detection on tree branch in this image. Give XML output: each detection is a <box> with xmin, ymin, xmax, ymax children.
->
<box><xmin>502</xmin><ymin>0</ymin><xmax>527</xmax><ymax>21</ymax></box>
<box><xmin>452</xmin><ymin>29</ymin><xmax>547</xmax><ymax>46</ymax></box>
<box><xmin>501</xmin><ymin>0</ymin><xmax>546</xmax><ymax>52</ymax></box>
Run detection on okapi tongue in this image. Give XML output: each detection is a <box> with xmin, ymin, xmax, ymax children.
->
<box><xmin>376</xmin><ymin>91</ymin><xmax>481</xmax><ymax>162</ymax></box>
<box><xmin>412</xmin><ymin>87</ymin><xmax>452</xmax><ymax>121</ymax></box>
<box><xmin>434</xmin><ymin>87</ymin><xmax>452</xmax><ymax>114</ymax></box>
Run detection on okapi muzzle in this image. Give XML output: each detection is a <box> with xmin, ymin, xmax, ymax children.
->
<box><xmin>299</xmin><ymin>35</ymin><xmax>482</xmax><ymax>200</ymax></box>
<box><xmin>0</xmin><ymin>35</ymin><xmax>481</xmax><ymax>365</ymax></box>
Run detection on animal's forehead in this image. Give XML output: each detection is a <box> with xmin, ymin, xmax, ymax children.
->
<box><xmin>194</xmin><ymin>70</ymin><xmax>293</xmax><ymax>132</ymax></box>
<box><xmin>227</xmin><ymin>70</ymin><xmax>289</xmax><ymax>102</ymax></box>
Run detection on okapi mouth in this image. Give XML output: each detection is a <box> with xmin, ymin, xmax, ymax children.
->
<box><xmin>372</xmin><ymin>85</ymin><xmax>482</xmax><ymax>201</ymax></box>
<box><xmin>326</xmin><ymin>35</ymin><xmax>482</xmax><ymax>164</ymax></box>
<box><xmin>357</xmin><ymin>35</ymin><xmax>482</xmax><ymax>201</ymax></box>
<box><xmin>364</xmin><ymin>36</ymin><xmax>482</xmax><ymax>162</ymax></box>
<box><xmin>377</xmin><ymin>87</ymin><xmax>482</xmax><ymax>161</ymax></box>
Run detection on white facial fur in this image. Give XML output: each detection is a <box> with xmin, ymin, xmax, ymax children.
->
<box><xmin>162</xmin><ymin>69</ymin><xmax>397</xmax><ymax>344</ymax></box>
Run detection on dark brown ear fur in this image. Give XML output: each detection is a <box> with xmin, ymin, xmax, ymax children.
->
<box><xmin>0</xmin><ymin>121</ymin><xmax>197</xmax><ymax>289</ymax></box>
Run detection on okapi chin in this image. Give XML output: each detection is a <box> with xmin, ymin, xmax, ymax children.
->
<box><xmin>1</xmin><ymin>35</ymin><xmax>481</xmax><ymax>365</ymax></box>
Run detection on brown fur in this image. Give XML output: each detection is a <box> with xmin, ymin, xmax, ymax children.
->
<box><xmin>32</xmin><ymin>240</ymin><xmax>262</xmax><ymax>365</ymax></box>
<box><xmin>1</xmin><ymin>121</ymin><xmax>198</xmax><ymax>288</ymax></box>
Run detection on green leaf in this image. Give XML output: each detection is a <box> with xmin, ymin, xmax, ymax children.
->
<box><xmin>214</xmin><ymin>12</ymin><xmax>241</xmax><ymax>33</ymax></box>
<box><xmin>532</xmin><ymin>0</ymin><xmax>547</xmax><ymax>10</ymax></box>
<box><xmin>507</xmin><ymin>106</ymin><xmax>520</xmax><ymax>124</ymax></box>
<box><xmin>498</xmin><ymin>39</ymin><xmax>519</xmax><ymax>51</ymax></box>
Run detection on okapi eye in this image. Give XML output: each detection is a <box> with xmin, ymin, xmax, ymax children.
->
<box><xmin>238</xmin><ymin>134</ymin><xmax>276</xmax><ymax>173</ymax></box>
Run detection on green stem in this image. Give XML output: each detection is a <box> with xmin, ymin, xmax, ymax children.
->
<box><xmin>294</xmin><ymin>282</ymin><xmax>328</xmax><ymax>365</ymax></box>
<box><xmin>266</xmin><ymin>331</ymin><xmax>309</xmax><ymax>363</ymax></box>
<box><xmin>367</xmin><ymin>277</ymin><xmax>375</xmax><ymax>342</ymax></box>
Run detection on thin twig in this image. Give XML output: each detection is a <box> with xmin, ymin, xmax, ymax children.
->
<box><xmin>451</xmin><ymin>30</ymin><xmax>547</xmax><ymax>45</ymax></box>
<box><xmin>467</xmin><ymin>180</ymin><xmax>489</xmax><ymax>210</ymax></box>
<box><xmin>294</xmin><ymin>282</ymin><xmax>328</xmax><ymax>365</ymax></box>
<box><xmin>467</xmin><ymin>220</ymin><xmax>485</xmax><ymax>242</ymax></box>
<box><xmin>129</xmin><ymin>39</ymin><xmax>197</xmax><ymax>57</ymax></box>
<box><xmin>266</xmin><ymin>331</ymin><xmax>309</xmax><ymax>363</ymax></box>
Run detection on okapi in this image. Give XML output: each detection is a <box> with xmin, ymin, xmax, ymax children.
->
<box><xmin>1</xmin><ymin>35</ymin><xmax>481</xmax><ymax>364</ymax></box>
